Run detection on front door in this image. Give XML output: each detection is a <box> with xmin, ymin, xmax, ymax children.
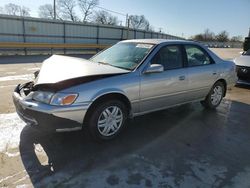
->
<box><xmin>139</xmin><ymin>45</ymin><xmax>188</xmax><ymax>113</ymax></box>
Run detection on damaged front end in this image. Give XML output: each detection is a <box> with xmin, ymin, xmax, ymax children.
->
<box><xmin>12</xmin><ymin>55</ymin><xmax>130</xmax><ymax>132</ymax></box>
<box><xmin>12</xmin><ymin>80</ymin><xmax>87</xmax><ymax>132</ymax></box>
<box><xmin>13</xmin><ymin>72</ymin><xmax>127</xmax><ymax>132</ymax></box>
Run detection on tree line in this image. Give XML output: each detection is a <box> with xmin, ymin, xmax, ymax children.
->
<box><xmin>191</xmin><ymin>29</ymin><xmax>243</xmax><ymax>42</ymax></box>
<box><xmin>0</xmin><ymin>0</ymin><xmax>154</xmax><ymax>31</ymax></box>
<box><xmin>0</xmin><ymin>2</ymin><xmax>243</xmax><ymax>40</ymax></box>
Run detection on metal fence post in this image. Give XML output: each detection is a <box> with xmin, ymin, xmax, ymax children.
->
<box><xmin>63</xmin><ymin>22</ymin><xmax>66</xmax><ymax>54</ymax></box>
<box><xmin>121</xmin><ymin>28</ymin><xmax>124</xmax><ymax>41</ymax></box>
<box><xmin>96</xmin><ymin>25</ymin><xmax>100</xmax><ymax>53</ymax></box>
<box><xmin>126</xmin><ymin>15</ymin><xmax>130</xmax><ymax>39</ymax></box>
<box><xmin>22</xmin><ymin>17</ymin><xmax>27</xmax><ymax>55</ymax></box>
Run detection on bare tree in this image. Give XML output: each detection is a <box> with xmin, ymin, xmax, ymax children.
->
<box><xmin>20</xmin><ymin>6</ymin><xmax>30</xmax><ymax>17</ymax></box>
<box><xmin>78</xmin><ymin>0</ymin><xmax>99</xmax><ymax>22</ymax></box>
<box><xmin>129</xmin><ymin>15</ymin><xmax>150</xmax><ymax>31</ymax></box>
<box><xmin>4</xmin><ymin>3</ymin><xmax>20</xmax><ymax>16</ymax></box>
<box><xmin>204</xmin><ymin>28</ymin><xmax>215</xmax><ymax>41</ymax></box>
<box><xmin>216</xmin><ymin>30</ymin><xmax>229</xmax><ymax>42</ymax></box>
<box><xmin>191</xmin><ymin>34</ymin><xmax>205</xmax><ymax>41</ymax></box>
<box><xmin>38</xmin><ymin>4</ymin><xmax>54</xmax><ymax>19</ymax></box>
<box><xmin>58</xmin><ymin>0</ymin><xmax>78</xmax><ymax>22</ymax></box>
<box><xmin>230</xmin><ymin>35</ymin><xmax>243</xmax><ymax>42</ymax></box>
<box><xmin>0</xmin><ymin>6</ymin><xmax>4</xmax><ymax>14</ymax></box>
<box><xmin>147</xmin><ymin>25</ymin><xmax>154</xmax><ymax>32</ymax></box>
<box><xmin>94</xmin><ymin>10</ymin><xmax>119</xmax><ymax>25</ymax></box>
<box><xmin>4</xmin><ymin>3</ymin><xmax>30</xmax><ymax>16</ymax></box>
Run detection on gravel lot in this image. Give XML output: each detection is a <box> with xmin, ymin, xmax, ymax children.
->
<box><xmin>1</xmin><ymin>49</ymin><xmax>250</xmax><ymax>187</ymax></box>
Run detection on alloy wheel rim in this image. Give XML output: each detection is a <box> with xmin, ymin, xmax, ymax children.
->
<box><xmin>97</xmin><ymin>106</ymin><xmax>123</xmax><ymax>137</ymax></box>
<box><xmin>211</xmin><ymin>86</ymin><xmax>223</xmax><ymax>106</ymax></box>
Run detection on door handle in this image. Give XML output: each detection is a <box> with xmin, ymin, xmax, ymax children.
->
<box><xmin>212</xmin><ymin>72</ymin><xmax>217</xmax><ymax>75</ymax></box>
<box><xmin>179</xmin><ymin>75</ymin><xmax>185</xmax><ymax>80</ymax></box>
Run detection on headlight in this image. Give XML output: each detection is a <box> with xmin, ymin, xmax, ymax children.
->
<box><xmin>32</xmin><ymin>91</ymin><xmax>54</xmax><ymax>104</ymax></box>
<box><xmin>32</xmin><ymin>91</ymin><xmax>78</xmax><ymax>105</ymax></box>
<box><xmin>50</xmin><ymin>93</ymin><xmax>78</xmax><ymax>106</ymax></box>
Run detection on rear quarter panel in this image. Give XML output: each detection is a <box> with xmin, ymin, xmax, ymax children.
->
<box><xmin>216</xmin><ymin>60</ymin><xmax>237</xmax><ymax>88</ymax></box>
<box><xmin>205</xmin><ymin>46</ymin><xmax>237</xmax><ymax>88</ymax></box>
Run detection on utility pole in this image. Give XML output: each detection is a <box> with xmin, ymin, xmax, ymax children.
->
<box><xmin>126</xmin><ymin>14</ymin><xmax>130</xmax><ymax>39</ymax></box>
<box><xmin>53</xmin><ymin>0</ymin><xmax>56</xmax><ymax>20</ymax></box>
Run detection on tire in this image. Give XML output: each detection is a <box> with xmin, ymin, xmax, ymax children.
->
<box><xmin>201</xmin><ymin>81</ymin><xmax>225</xmax><ymax>109</ymax></box>
<box><xmin>87</xmin><ymin>100</ymin><xmax>128</xmax><ymax>141</ymax></box>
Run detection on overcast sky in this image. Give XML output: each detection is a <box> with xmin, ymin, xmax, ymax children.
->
<box><xmin>1</xmin><ymin>0</ymin><xmax>249</xmax><ymax>38</ymax></box>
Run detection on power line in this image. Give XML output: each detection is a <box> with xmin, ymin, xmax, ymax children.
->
<box><xmin>95</xmin><ymin>5</ymin><xmax>127</xmax><ymax>17</ymax></box>
<box><xmin>78</xmin><ymin>0</ymin><xmax>127</xmax><ymax>17</ymax></box>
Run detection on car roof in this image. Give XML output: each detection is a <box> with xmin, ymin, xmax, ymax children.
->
<box><xmin>119</xmin><ymin>39</ymin><xmax>198</xmax><ymax>45</ymax></box>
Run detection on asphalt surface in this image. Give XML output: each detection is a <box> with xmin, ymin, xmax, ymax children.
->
<box><xmin>1</xmin><ymin>49</ymin><xmax>250</xmax><ymax>187</ymax></box>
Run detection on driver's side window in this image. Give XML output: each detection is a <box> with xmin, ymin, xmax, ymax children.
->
<box><xmin>151</xmin><ymin>45</ymin><xmax>183</xmax><ymax>70</ymax></box>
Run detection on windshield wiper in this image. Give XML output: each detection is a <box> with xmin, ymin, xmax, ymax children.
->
<box><xmin>109</xmin><ymin>64</ymin><xmax>132</xmax><ymax>71</ymax></box>
<box><xmin>98</xmin><ymin>61</ymin><xmax>132</xmax><ymax>71</ymax></box>
<box><xmin>98</xmin><ymin>61</ymin><xmax>110</xmax><ymax>65</ymax></box>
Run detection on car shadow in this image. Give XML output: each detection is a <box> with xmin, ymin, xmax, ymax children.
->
<box><xmin>235</xmin><ymin>83</ymin><xmax>250</xmax><ymax>89</ymax></box>
<box><xmin>19</xmin><ymin>101</ymin><xmax>250</xmax><ymax>187</ymax></box>
<box><xmin>19</xmin><ymin>103</ymin><xmax>196</xmax><ymax>186</ymax></box>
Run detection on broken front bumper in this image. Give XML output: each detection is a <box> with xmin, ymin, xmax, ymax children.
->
<box><xmin>12</xmin><ymin>84</ymin><xmax>90</xmax><ymax>132</ymax></box>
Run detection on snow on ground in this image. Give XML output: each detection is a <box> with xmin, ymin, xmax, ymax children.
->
<box><xmin>0</xmin><ymin>113</ymin><xmax>25</xmax><ymax>152</ymax></box>
<box><xmin>0</xmin><ymin>74</ymin><xmax>33</xmax><ymax>82</ymax></box>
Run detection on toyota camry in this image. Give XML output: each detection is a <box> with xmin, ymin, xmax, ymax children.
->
<box><xmin>13</xmin><ymin>39</ymin><xmax>237</xmax><ymax>140</ymax></box>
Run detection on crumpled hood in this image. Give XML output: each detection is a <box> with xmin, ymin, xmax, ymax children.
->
<box><xmin>234</xmin><ymin>56</ymin><xmax>250</xmax><ymax>67</ymax></box>
<box><xmin>36</xmin><ymin>55</ymin><xmax>129</xmax><ymax>85</ymax></box>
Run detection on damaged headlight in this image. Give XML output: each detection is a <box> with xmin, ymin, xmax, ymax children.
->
<box><xmin>50</xmin><ymin>93</ymin><xmax>78</xmax><ymax>106</ymax></box>
<box><xmin>32</xmin><ymin>91</ymin><xmax>54</xmax><ymax>104</ymax></box>
<box><xmin>32</xmin><ymin>91</ymin><xmax>78</xmax><ymax>105</ymax></box>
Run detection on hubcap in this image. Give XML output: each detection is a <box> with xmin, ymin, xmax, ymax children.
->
<box><xmin>97</xmin><ymin>106</ymin><xmax>123</xmax><ymax>137</ymax></box>
<box><xmin>211</xmin><ymin>85</ymin><xmax>223</xmax><ymax>106</ymax></box>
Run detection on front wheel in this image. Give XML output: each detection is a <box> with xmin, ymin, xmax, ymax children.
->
<box><xmin>201</xmin><ymin>81</ymin><xmax>225</xmax><ymax>109</ymax></box>
<box><xmin>87</xmin><ymin>100</ymin><xmax>128</xmax><ymax>141</ymax></box>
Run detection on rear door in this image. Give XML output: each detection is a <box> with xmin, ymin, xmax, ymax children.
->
<box><xmin>139</xmin><ymin>44</ymin><xmax>188</xmax><ymax>113</ymax></box>
<box><xmin>184</xmin><ymin>45</ymin><xmax>218</xmax><ymax>101</ymax></box>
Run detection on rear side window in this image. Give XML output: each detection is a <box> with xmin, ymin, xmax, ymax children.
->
<box><xmin>151</xmin><ymin>45</ymin><xmax>183</xmax><ymax>70</ymax></box>
<box><xmin>185</xmin><ymin>45</ymin><xmax>212</xmax><ymax>67</ymax></box>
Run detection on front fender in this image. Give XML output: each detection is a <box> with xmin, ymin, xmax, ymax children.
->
<box><xmin>90</xmin><ymin>88</ymin><xmax>127</xmax><ymax>102</ymax></box>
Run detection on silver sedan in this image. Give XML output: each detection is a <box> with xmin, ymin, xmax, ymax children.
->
<box><xmin>13</xmin><ymin>39</ymin><xmax>237</xmax><ymax>140</ymax></box>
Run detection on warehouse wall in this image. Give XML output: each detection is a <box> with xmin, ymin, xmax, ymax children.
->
<box><xmin>0</xmin><ymin>14</ymin><xmax>182</xmax><ymax>55</ymax></box>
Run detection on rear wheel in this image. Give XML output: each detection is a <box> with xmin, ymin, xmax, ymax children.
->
<box><xmin>201</xmin><ymin>81</ymin><xmax>225</xmax><ymax>109</ymax></box>
<box><xmin>87</xmin><ymin>100</ymin><xmax>127</xmax><ymax>141</ymax></box>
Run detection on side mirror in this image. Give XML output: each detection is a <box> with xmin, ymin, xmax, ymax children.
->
<box><xmin>144</xmin><ymin>64</ymin><xmax>164</xmax><ymax>74</ymax></box>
